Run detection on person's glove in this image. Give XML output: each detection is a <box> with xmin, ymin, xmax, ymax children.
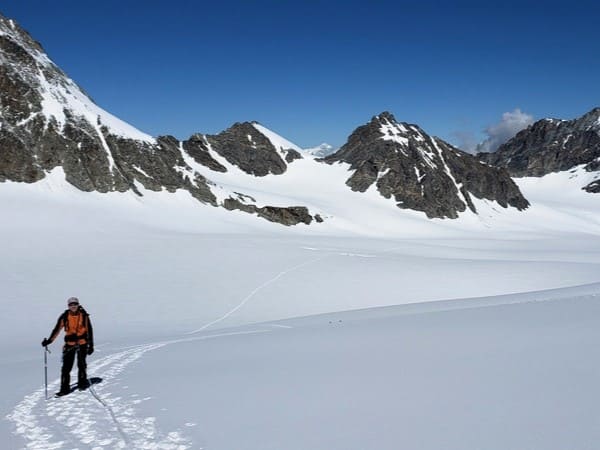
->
<box><xmin>41</xmin><ymin>338</ymin><xmax>49</xmax><ymax>347</ymax></box>
<box><xmin>87</xmin><ymin>345</ymin><xmax>94</xmax><ymax>355</ymax></box>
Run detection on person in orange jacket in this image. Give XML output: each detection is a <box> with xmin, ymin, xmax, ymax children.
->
<box><xmin>42</xmin><ymin>297</ymin><xmax>94</xmax><ymax>396</ymax></box>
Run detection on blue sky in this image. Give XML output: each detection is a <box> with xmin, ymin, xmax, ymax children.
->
<box><xmin>2</xmin><ymin>1</ymin><xmax>599</xmax><ymax>149</ymax></box>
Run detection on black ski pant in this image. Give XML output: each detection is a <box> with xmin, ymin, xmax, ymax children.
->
<box><xmin>60</xmin><ymin>344</ymin><xmax>88</xmax><ymax>392</ymax></box>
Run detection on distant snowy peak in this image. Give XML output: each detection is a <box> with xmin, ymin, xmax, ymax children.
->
<box><xmin>324</xmin><ymin>112</ymin><xmax>529</xmax><ymax>219</ymax></box>
<box><xmin>478</xmin><ymin>107</ymin><xmax>600</xmax><ymax>193</ymax></box>
<box><xmin>303</xmin><ymin>143</ymin><xmax>337</xmax><ymax>158</ymax></box>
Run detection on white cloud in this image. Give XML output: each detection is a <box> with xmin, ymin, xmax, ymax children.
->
<box><xmin>476</xmin><ymin>109</ymin><xmax>534</xmax><ymax>153</ymax></box>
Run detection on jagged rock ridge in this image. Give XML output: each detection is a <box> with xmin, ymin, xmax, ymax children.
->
<box><xmin>324</xmin><ymin>112</ymin><xmax>529</xmax><ymax>219</ymax></box>
<box><xmin>478</xmin><ymin>108</ymin><xmax>600</xmax><ymax>193</ymax></box>
<box><xmin>0</xmin><ymin>13</ymin><xmax>316</xmax><ymax>226</ymax></box>
<box><xmin>0</xmin><ymin>12</ymin><xmax>533</xmax><ymax>224</ymax></box>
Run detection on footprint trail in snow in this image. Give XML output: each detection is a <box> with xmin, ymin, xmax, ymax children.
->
<box><xmin>6</xmin><ymin>251</ymin><xmax>314</xmax><ymax>449</ymax></box>
<box><xmin>7</xmin><ymin>342</ymin><xmax>192</xmax><ymax>450</ymax></box>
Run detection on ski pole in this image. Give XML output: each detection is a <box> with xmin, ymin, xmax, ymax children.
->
<box><xmin>44</xmin><ymin>346</ymin><xmax>51</xmax><ymax>400</ymax></box>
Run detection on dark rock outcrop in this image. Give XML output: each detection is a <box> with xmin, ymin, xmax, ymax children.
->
<box><xmin>205</xmin><ymin>121</ymin><xmax>301</xmax><ymax>176</ymax></box>
<box><xmin>223</xmin><ymin>195</ymin><xmax>315</xmax><ymax>226</ymax></box>
<box><xmin>0</xmin><ymin>13</ymin><xmax>315</xmax><ymax>226</ymax></box>
<box><xmin>182</xmin><ymin>134</ymin><xmax>227</xmax><ymax>173</ymax></box>
<box><xmin>324</xmin><ymin>112</ymin><xmax>529</xmax><ymax>219</ymax></box>
<box><xmin>0</xmin><ymin>14</ymin><xmax>203</xmax><ymax>197</ymax></box>
<box><xmin>1</xmin><ymin>13</ymin><xmax>542</xmax><ymax>225</ymax></box>
<box><xmin>284</xmin><ymin>148</ymin><xmax>303</xmax><ymax>163</ymax></box>
<box><xmin>478</xmin><ymin>108</ymin><xmax>600</xmax><ymax>193</ymax></box>
<box><xmin>584</xmin><ymin>180</ymin><xmax>600</xmax><ymax>193</ymax></box>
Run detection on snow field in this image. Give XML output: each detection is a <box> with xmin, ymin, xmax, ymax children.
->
<box><xmin>26</xmin><ymin>289</ymin><xmax>595</xmax><ymax>450</ymax></box>
<box><xmin>2</xmin><ymin>12</ymin><xmax>600</xmax><ymax>448</ymax></box>
<box><xmin>1</xmin><ymin>149</ymin><xmax>600</xmax><ymax>448</ymax></box>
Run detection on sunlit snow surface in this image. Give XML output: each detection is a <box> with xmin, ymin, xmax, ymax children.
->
<box><xmin>1</xmin><ymin>165</ymin><xmax>600</xmax><ymax>449</ymax></box>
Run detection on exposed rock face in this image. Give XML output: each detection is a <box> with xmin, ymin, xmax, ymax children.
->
<box><xmin>0</xmin><ymin>13</ymin><xmax>316</xmax><ymax>226</ymax></box>
<box><xmin>284</xmin><ymin>148</ymin><xmax>302</xmax><ymax>163</ymax></box>
<box><xmin>203</xmin><ymin>121</ymin><xmax>304</xmax><ymax>175</ymax></box>
<box><xmin>478</xmin><ymin>108</ymin><xmax>600</xmax><ymax>193</ymax></box>
<box><xmin>585</xmin><ymin>180</ymin><xmax>600</xmax><ymax>193</ymax></box>
<box><xmin>1</xmin><ymin>13</ymin><xmax>537</xmax><ymax>226</ymax></box>
<box><xmin>324</xmin><ymin>112</ymin><xmax>529</xmax><ymax>219</ymax></box>
<box><xmin>205</xmin><ymin>122</ymin><xmax>288</xmax><ymax>176</ymax></box>
<box><xmin>223</xmin><ymin>196</ymin><xmax>315</xmax><ymax>226</ymax></box>
<box><xmin>181</xmin><ymin>134</ymin><xmax>227</xmax><ymax>173</ymax></box>
<box><xmin>0</xmin><ymin>14</ymin><xmax>205</xmax><ymax>197</ymax></box>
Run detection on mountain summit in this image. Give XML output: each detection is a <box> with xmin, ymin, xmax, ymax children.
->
<box><xmin>0</xmin><ymin>12</ymin><xmax>533</xmax><ymax>226</ymax></box>
<box><xmin>324</xmin><ymin>112</ymin><xmax>529</xmax><ymax>219</ymax></box>
<box><xmin>478</xmin><ymin>108</ymin><xmax>600</xmax><ymax>193</ymax></box>
<box><xmin>0</xmin><ymin>13</ymin><xmax>320</xmax><ymax>225</ymax></box>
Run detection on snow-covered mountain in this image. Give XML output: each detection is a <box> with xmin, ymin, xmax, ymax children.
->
<box><xmin>478</xmin><ymin>108</ymin><xmax>600</xmax><ymax>193</ymax></box>
<box><xmin>324</xmin><ymin>112</ymin><xmax>529</xmax><ymax>219</ymax></box>
<box><xmin>303</xmin><ymin>143</ymin><xmax>337</xmax><ymax>157</ymax></box>
<box><xmin>0</xmin><ymin>13</ymin><xmax>321</xmax><ymax>225</ymax></box>
<box><xmin>0</xmin><ymin>12</ymin><xmax>534</xmax><ymax>228</ymax></box>
<box><xmin>2</xmin><ymin>12</ymin><xmax>600</xmax><ymax>450</ymax></box>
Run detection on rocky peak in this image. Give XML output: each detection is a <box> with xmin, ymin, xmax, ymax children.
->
<box><xmin>0</xmin><ymin>12</ymin><xmax>323</xmax><ymax>227</ymax></box>
<box><xmin>325</xmin><ymin>112</ymin><xmax>529</xmax><ymax>219</ymax></box>
<box><xmin>478</xmin><ymin>108</ymin><xmax>600</xmax><ymax>192</ymax></box>
<box><xmin>574</xmin><ymin>107</ymin><xmax>600</xmax><ymax>132</ymax></box>
<box><xmin>205</xmin><ymin>122</ymin><xmax>288</xmax><ymax>176</ymax></box>
<box><xmin>0</xmin><ymin>14</ymin><xmax>46</xmax><ymax>59</ymax></box>
<box><xmin>0</xmin><ymin>11</ymin><xmax>161</xmax><ymax>191</ymax></box>
<box><xmin>346</xmin><ymin>112</ymin><xmax>429</xmax><ymax>149</ymax></box>
<box><xmin>0</xmin><ymin>12</ymin><xmax>531</xmax><ymax>226</ymax></box>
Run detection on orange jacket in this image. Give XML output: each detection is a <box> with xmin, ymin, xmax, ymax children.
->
<box><xmin>48</xmin><ymin>306</ymin><xmax>94</xmax><ymax>347</ymax></box>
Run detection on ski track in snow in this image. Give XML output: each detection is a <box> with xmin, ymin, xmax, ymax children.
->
<box><xmin>6</xmin><ymin>330</ymin><xmax>271</xmax><ymax>449</ymax></box>
<box><xmin>187</xmin><ymin>249</ymin><xmax>376</xmax><ymax>335</ymax></box>
<box><xmin>187</xmin><ymin>253</ymin><xmax>330</xmax><ymax>334</ymax></box>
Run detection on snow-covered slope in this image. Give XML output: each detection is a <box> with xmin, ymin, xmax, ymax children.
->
<box><xmin>252</xmin><ymin>122</ymin><xmax>303</xmax><ymax>153</ymax></box>
<box><xmin>0</xmin><ymin>10</ymin><xmax>533</xmax><ymax>226</ymax></box>
<box><xmin>0</xmin><ymin>15</ymin><xmax>154</xmax><ymax>143</ymax></box>
<box><xmin>2</xmin><ymin>144</ymin><xmax>600</xmax><ymax>449</ymax></box>
<box><xmin>4</xmin><ymin>284</ymin><xmax>600</xmax><ymax>449</ymax></box>
<box><xmin>2</xmin><ymin>11</ymin><xmax>600</xmax><ymax>450</ymax></box>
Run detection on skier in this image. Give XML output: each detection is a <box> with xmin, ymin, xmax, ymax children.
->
<box><xmin>41</xmin><ymin>297</ymin><xmax>94</xmax><ymax>396</ymax></box>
